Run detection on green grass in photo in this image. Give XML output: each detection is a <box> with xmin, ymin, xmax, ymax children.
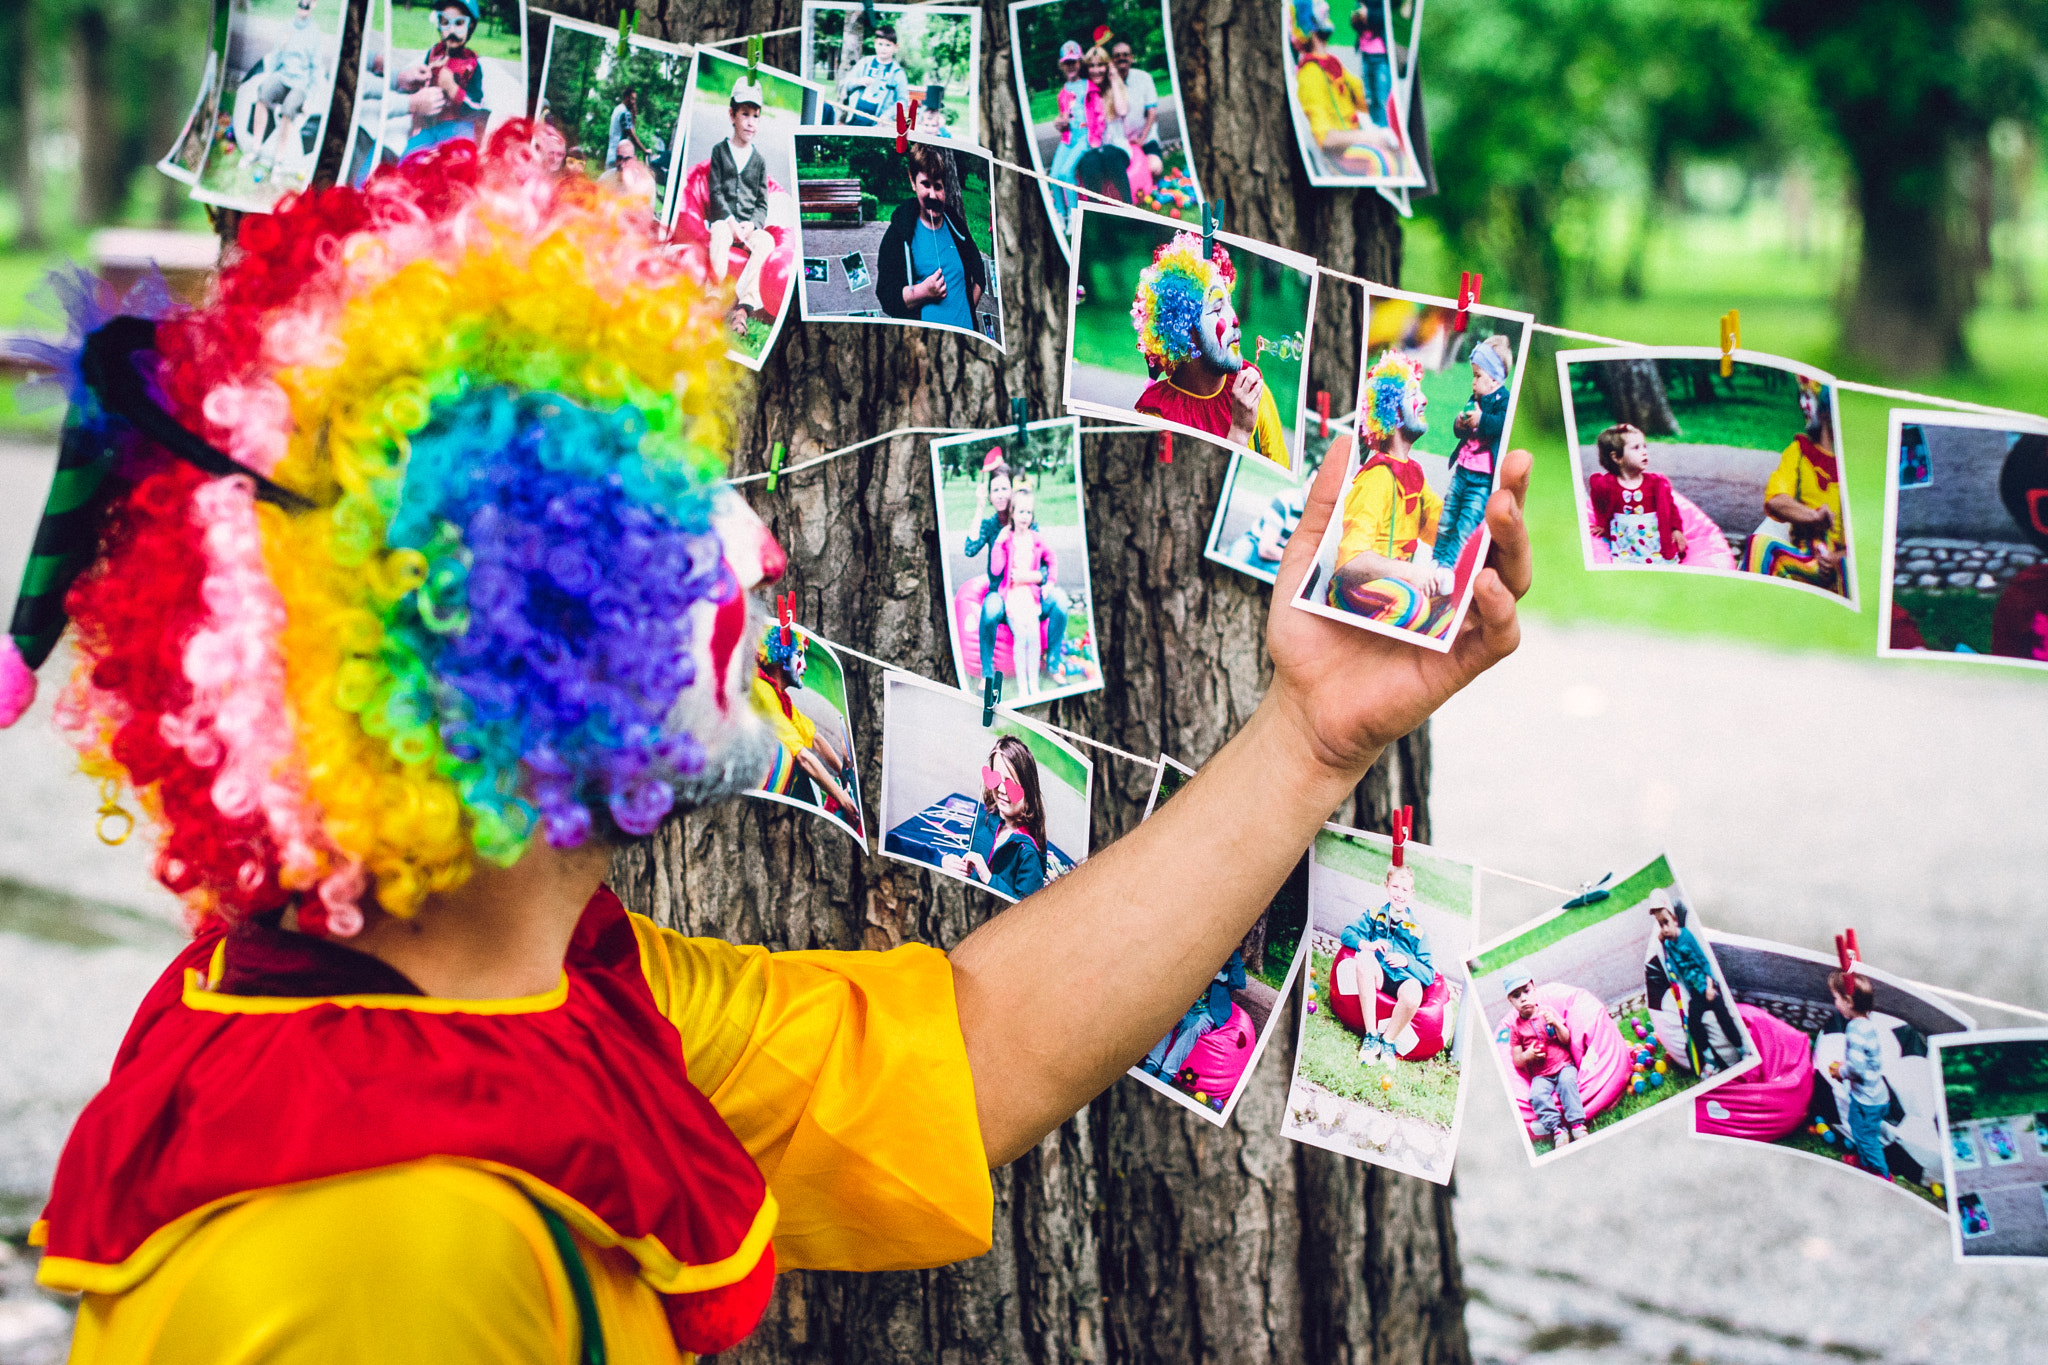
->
<box><xmin>692</xmin><ymin>47</ymin><xmax>813</xmax><ymax>117</ymax></box>
<box><xmin>1939</xmin><ymin>1038</ymin><xmax>2048</xmax><ymax>1124</ymax></box>
<box><xmin>1893</xmin><ymin>588</ymin><xmax>1997</xmax><ymax>654</ymax></box>
<box><xmin>1470</xmin><ymin>854</ymin><xmax>1672</xmax><ymax>977</ymax></box>
<box><xmin>1568</xmin><ymin>358</ymin><xmax>1811</xmax><ymax>452</ymax></box>
<box><xmin>1295</xmin><ymin>948</ymin><xmax>1462</xmax><ymax>1128</ymax></box>
<box><xmin>1527</xmin><ymin>1004</ymin><xmax>1701</xmax><ymax>1154</ymax></box>
<box><xmin>1311</xmin><ymin>828</ymin><xmax>1473</xmax><ymax>919</ymax></box>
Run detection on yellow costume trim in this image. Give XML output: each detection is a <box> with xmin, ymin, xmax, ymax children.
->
<box><xmin>37</xmin><ymin>1155</ymin><xmax>779</xmax><ymax>1299</ymax></box>
<box><xmin>180</xmin><ymin>939</ymin><xmax>570</xmax><ymax>1014</ymax></box>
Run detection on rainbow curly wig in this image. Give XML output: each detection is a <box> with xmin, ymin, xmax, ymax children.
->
<box><xmin>1130</xmin><ymin>230</ymin><xmax>1237</xmax><ymax>377</ymax></box>
<box><xmin>20</xmin><ymin>125</ymin><xmax>753</xmax><ymax>937</ymax></box>
<box><xmin>1359</xmin><ymin>353</ymin><xmax>1426</xmax><ymax>447</ymax></box>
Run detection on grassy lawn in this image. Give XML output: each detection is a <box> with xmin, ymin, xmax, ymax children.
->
<box><xmin>1297</xmin><ymin>948</ymin><xmax>1464</xmax><ymax>1128</ymax></box>
<box><xmin>1769</xmin><ymin>1127</ymin><xmax>1946</xmax><ymax>1209</ymax></box>
<box><xmin>1528</xmin><ymin>1003</ymin><xmax>1701</xmax><ymax>1155</ymax></box>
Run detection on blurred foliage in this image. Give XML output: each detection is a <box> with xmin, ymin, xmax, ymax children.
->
<box><xmin>1941</xmin><ymin>1037</ymin><xmax>2048</xmax><ymax>1122</ymax></box>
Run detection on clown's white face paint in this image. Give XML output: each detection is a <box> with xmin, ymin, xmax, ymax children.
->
<box><xmin>1194</xmin><ymin>283</ymin><xmax>1245</xmax><ymax>375</ymax></box>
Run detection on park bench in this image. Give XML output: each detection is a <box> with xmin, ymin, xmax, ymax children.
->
<box><xmin>800</xmin><ymin>179</ymin><xmax>864</xmax><ymax>225</ymax></box>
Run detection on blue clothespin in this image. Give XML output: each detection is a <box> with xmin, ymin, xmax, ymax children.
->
<box><xmin>765</xmin><ymin>441</ymin><xmax>786</xmax><ymax>492</ymax></box>
<box><xmin>1562</xmin><ymin>873</ymin><xmax>1612</xmax><ymax>909</ymax></box>
<box><xmin>746</xmin><ymin>34</ymin><xmax>762</xmax><ymax>79</ymax></box>
<box><xmin>981</xmin><ymin>674</ymin><xmax>1000</xmax><ymax>726</ymax></box>
<box><xmin>1012</xmin><ymin>396</ymin><xmax>1028</xmax><ymax>448</ymax></box>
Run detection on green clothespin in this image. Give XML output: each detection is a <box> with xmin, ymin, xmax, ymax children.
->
<box><xmin>861</xmin><ymin>0</ymin><xmax>878</xmax><ymax>37</ymax></box>
<box><xmin>981</xmin><ymin>673</ymin><xmax>1000</xmax><ymax>726</ymax></box>
<box><xmin>1012</xmin><ymin>396</ymin><xmax>1028</xmax><ymax>448</ymax></box>
<box><xmin>1562</xmin><ymin>873</ymin><xmax>1613</xmax><ymax>909</ymax></box>
<box><xmin>746</xmin><ymin>34</ymin><xmax>762</xmax><ymax>79</ymax></box>
<box><xmin>1201</xmin><ymin>198</ymin><xmax>1224</xmax><ymax>257</ymax></box>
<box><xmin>765</xmin><ymin>441</ymin><xmax>786</xmax><ymax>492</ymax></box>
<box><xmin>616</xmin><ymin>5</ymin><xmax>634</xmax><ymax>48</ymax></box>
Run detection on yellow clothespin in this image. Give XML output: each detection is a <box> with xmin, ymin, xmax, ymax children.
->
<box><xmin>1719</xmin><ymin>309</ymin><xmax>1740</xmax><ymax>378</ymax></box>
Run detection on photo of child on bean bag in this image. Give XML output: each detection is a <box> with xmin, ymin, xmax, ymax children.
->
<box><xmin>1331</xmin><ymin>810</ymin><xmax>1441</xmax><ymax>1064</ymax></box>
<box><xmin>1584</xmin><ymin>423</ymin><xmax>1737</xmax><ymax>569</ymax></box>
<box><xmin>1140</xmin><ymin>950</ymin><xmax>1250</xmax><ymax>1096</ymax></box>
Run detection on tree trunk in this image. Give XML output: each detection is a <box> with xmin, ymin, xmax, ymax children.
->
<box><xmin>1840</xmin><ymin>128</ymin><xmax>1974</xmax><ymax>375</ymax></box>
<box><xmin>1588</xmin><ymin>358</ymin><xmax>1679</xmax><ymax>437</ymax></box>
<box><xmin>595</xmin><ymin>2</ymin><xmax>1468</xmax><ymax>1361</ymax></box>
<box><xmin>70</xmin><ymin>7</ymin><xmax>120</xmax><ymax>225</ymax></box>
<box><xmin>17</xmin><ymin>0</ymin><xmax>45</xmax><ymax>249</ymax></box>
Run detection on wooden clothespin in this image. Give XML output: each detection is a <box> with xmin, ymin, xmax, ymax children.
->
<box><xmin>1719</xmin><ymin>308</ymin><xmax>1740</xmax><ymax>378</ymax></box>
<box><xmin>1834</xmin><ymin>927</ymin><xmax>1861</xmax><ymax>983</ymax></box>
<box><xmin>745</xmin><ymin>34</ymin><xmax>762</xmax><ymax>79</ymax></box>
<box><xmin>981</xmin><ymin>673</ymin><xmax>1000</xmax><ymax>726</ymax></box>
<box><xmin>1317</xmin><ymin>391</ymin><xmax>1330</xmax><ymax>438</ymax></box>
<box><xmin>1453</xmin><ymin>271</ymin><xmax>1482</xmax><ymax>333</ymax></box>
<box><xmin>1012</xmin><ymin>396</ymin><xmax>1029</xmax><ymax>448</ymax></box>
<box><xmin>776</xmin><ymin>591</ymin><xmax>795</xmax><ymax>647</ymax></box>
<box><xmin>895</xmin><ymin>102</ymin><xmax>909</xmax><ymax>153</ymax></box>
<box><xmin>764</xmin><ymin>441</ymin><xmax>786</xmax><ymax>492</ymax></box>
<box><xmin>1158</xmin><ymin>431</ymin><xmax>1172</xmax><ymax>464</ymax></box>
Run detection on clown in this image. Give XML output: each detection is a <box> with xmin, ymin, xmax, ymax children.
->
<box><xmin>1328</xmin><ymin>354</ymin><xmax>1455</xmax><ymax>629</ymax></box>
<box><xmin>1289</xmin><ymin>0</ymin><xmax>1402</xmax><ymax>178</ymax></box>
<box><xmin>753</xmin><ymin>625</ymin><xmax>862</xmax><ymax>836</ymax></box>
<box><xmin>394</xmin><ymin>0</ymin><xmax>490</xmax><ymax>156</ymax></box>
<box><xmin>1130</xmin><ymin>231</ymin><xmax>1290</xmax><ymax>467</ymax></box>
<box><xmin>1742</xmin><ymin>375</ymin><xmax>1847</xmax><ymax>593</ymax></box>
<box><xmin>3</xmin><ymin>122</ymin><xmax>1533</xmax><ymax>1363</ymax></box>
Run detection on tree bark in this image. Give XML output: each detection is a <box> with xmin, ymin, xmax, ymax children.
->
<box><xmin>70</xmin><ymin>7</ymin><xmax>120</xmax><ymax>225</ymax></box>
<box><xmin>17</xmin><ymin>0</ymin><xmax>45</xmax><ymax>249</ymax></box>
<box><xmin>1588</xmin><ymin>358</ymin><xmax>1679</xmax><ymax>437</ymax></box>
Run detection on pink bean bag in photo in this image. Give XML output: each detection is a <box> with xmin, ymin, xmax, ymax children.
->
<box><xmin>1326</xmin><ymin>945</ymin><xmax>1450</xmax><ymax>1062</ymax></box>
<box><xmin>671</xmin><ymin>161</ymin><xmax>794</xmax><ymax>318</ymax></box>
<box><xmin>1693</xmin><ymin>1003</ymin><xmax>1811</xmax><ymax>1142</ymax></box>
<box><xmin>1585</xmin><ymin>488</ymin><xmax>1737</xmax><ymax>570</ymax></box>
<box><xmin>1180</xmin><ymin>1002</ymin><xmax>1255</xmax><ymax>1100</ymax></box>
<box><xmin>951</xmin><ymin>577</ymin><xmax>1052</xmax><ymax>681</ymax></box>
<box><xmin>1491</xmin><ymin>983</ymin><xmax>1631</xmax><ymax>1138</ymax></box>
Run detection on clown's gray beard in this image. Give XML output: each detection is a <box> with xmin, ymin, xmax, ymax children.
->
<box><xmin>1400</xmin><ymin>415</ymin><xmax>1429</xmax><ymax>443</ymax></box>
<box><xmin>670</xmin><ymin>719</ymin><xmax>780</xmax><ymax>816</ymax></box>
<box><xmin>1195</xmin><ymin>323</ymin><xmax>1245</xmax><ymax>375</ymax></box>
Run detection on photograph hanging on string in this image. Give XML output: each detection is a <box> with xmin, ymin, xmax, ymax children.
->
<box><xmin>1556</xmin><ymin>347</ymin><xmax>1858</xmax><ymax>609</ymax></box>
<box><xmin>877</xmin><ymin>671</ymin><xmax>1092</xmax><ymax>904</ymax></box>
<box><xmin>1689</xmin><ymin>932</ymin><xmax>1974</xmax><ymax>1213</ymax></box>
<box><xmin>1290</xmin><ymin>284</ymin><xmax>1532</xmax><ymax>653</ymax></box>
<box><xmin>800</xmin><ymin>2</ymin><xmax>983</xmax><ymax>143</ymax></box>
<box><xmin>348</xmin><ymin>0</ymin><xmax>527</xmax><ymax>186</ymax></box>
<box><xmin>1139</xmin><ymin>753</ymin><xmax>1194</xmax><ymax>819</ymax></box>
<box><xmin>1129</xmin><ymin>788</ymin><xmax>1312</xmax><ymax>1127</ymax></box>
<box><xmin>1205</xmin><ymin>424</ymin><xmax>1347</xmax><ymax>586</ymax></box>
<box><xmin>536</xmin><ymin>15</ymin><xmax>687</xmax><ymax>218</ymax></box>
<box><xmin>745</xmin><ymin>623</ymin><xmax>867</xmax><ymax>844</ymax></box>
<box><xmin>1465</xmin><ymin>854</ymin><xmax>1758</xmax><ymax>1166</ymax></box>
<box><xmin>793</xmin><ymin>130</ymin><xmax>1006</xmax><ymax>349</ymax></box>
<box><xmin>1931</xmin><ymin>1029</ymin><xmax>2048</xmax><ymax>1262</ymax></box>
<box><xmin>929</xmin><ymin>418</ymin><xmax>1106</xmax><ymax>706</ymax></box>
<box><xmin>670</xmin><ymin>47</ymin><xmax>822</xmax><ymax>370</ymax></box>
<box><xmin>1062</xmin><ymin>201</ymin><xmax>1316</xmax><ymax>473</ymax></box>
<box><xmin>1281</xmin><ymin>0</ymin><xmax>1427</xmax><ymax>189</ymax></box>
<box><xmin>1006</xmin><ymin>0</ymin><xmax>1206</xmax><ymax>260</ymax></box>
<box><xmin>188</xmin><ymin>0</ymin><xmax>351</xmax><ymax>212</ymax></box>
<box><xmin>1878</xmin><ymin>409</ymin><xmax>2048</xmax><ymax>670</ymax></box>
<box><xmin>338</xmin><ymin>0</ymin><xmax>391</xmax><ymax>186</ymax></box>
<box><xmin>1280</xmin><ymin>819</ymin><xmax>1479</xmax><ymax>1184</ymax></box>
<box><xmin>158</xmin><ymin>1</ymin><xmax>232</xmax><ymax>185</ymax></box>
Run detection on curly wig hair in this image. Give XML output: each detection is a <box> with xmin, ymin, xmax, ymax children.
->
<box><xmin>1130</xmin><ymin>230</ymin><xmax>1237</xmax><ymax>377</ymax></box>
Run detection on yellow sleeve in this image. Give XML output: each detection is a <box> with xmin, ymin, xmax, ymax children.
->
<box><xmin>1296</xmin><ymin>65</ymin><xmax>1341</xmax><ymax>145</ymax></box>
<box><xmin>1763</xmin><ymin>443</ymin><xmax>1803</xmax><ymax>505</ymax></box>
<box><xmin>631</xmin><ymin>917</ymin><xmax>994</xmax><ymax>1273</ymax></box>
<box><xmin>750</xmin><ymin>675</ymin><xmax>816</xmax><ymax>752</ymax></box>
<box><xmin>1336</xmin><ymin>463</ymin><xmax>1394</xmax><ymax>567</ymax></box>
<box><xmin>1419</xmin><ymin>478</ymin><xmax>1444</xmax><ymax>548</ymax></box>
<box><xmin>1252</xmin><ymin>381</ymin><xmax>1290</xmax><ymax>469</ymax></box>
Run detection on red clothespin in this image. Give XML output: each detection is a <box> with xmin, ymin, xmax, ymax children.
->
<box><xmin>1158</xmin><ymin>431</ymin><xmax>1172</xmax><ymax>464</ymax></box>
<box><xmin>776</xmin><ymin>591</ymin><xmax>795</xmax><ymax>647</ymax></box>
<box><xmin>764</xmin><ymin>441</ymin><xmax>786</xmax><ymax>492</ymax></box>
<box><xmin>1834</xmin><ymin>927</ymin><xmax>1861</xmax><ymax>983</ymax></box>
<box><xmin>981</xmin><ymin>673</ymin><xmax>1000</xmax><ymax>726</ymax></box>
<box><xmin>1719</xmin><ymin>308</ymin><xmax>1740</xmax><ymax>378</ymax></box>
<box><xmin>1390</xmin><ymin>804</ymin><xmax>1412</xmax><ymax>866</ymax></box>
<box><xmin>895</xmin><ymin>102</ymin><xmax>909</xmax><ymax>153</ymax></box>
<box><xmin>1453</xmin><ymin>272</ymin><xmax>1482</xmax><ymax>333</ymax></box>
<box><xmin>1317</xmin><ymin>391</ymin><xmax>1330</xmax><ymax>438</ymax></box>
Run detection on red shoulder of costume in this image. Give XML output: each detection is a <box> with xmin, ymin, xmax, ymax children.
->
<box><xmin>1135</xmin><ymin>377</ymin><xmax>1230</xmax><ymax>437</ymax></box>
<box><xmin>36</xmin><ymin>888</ymin><xmax>773</xmax><ymax>1337</ymax></box>
<box><xmin>1793</xmin><ymin>434</ymin><xmax>1840</xmax><ymax>487</ymax></box>
<box><xmin>1359</xmin><ymin>451</ymin><xmax>1428</xmax><ymax>498</ymax></box>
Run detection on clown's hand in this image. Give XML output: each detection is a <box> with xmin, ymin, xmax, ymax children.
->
<box><xmin>1226</xmin><ymin>369</ymin><xmax>1263</xmax><ymax>445</ymax></box>
<box><xmin>1266</xmin><ymin>434</ymin><xmax>1532</xmax><ymax>777</ymax></box>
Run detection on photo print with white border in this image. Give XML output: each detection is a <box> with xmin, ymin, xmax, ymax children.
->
<box><xmin>189</xmin><ymin>0</ymin><xmax>353</xmax><ymax>213</ymax></box>
<box><xmin>877</xmin><ymin>671</ymin><xmax>1091</xmax><ymax>904</ymax></box>
<box><xmin>1556</xmin><ymin>347</ymin><xmax>1858</xmax><ymax>609</ymax></box>
<box><xmin>1281</xmin><ymin>817</ymin><xmax>1479</xmax><ymax>1184</ymax></box>
<box><xmin>670</xmin><ymin>46</ymin><xmax>823</xmax><ymax>371</ymax></box>
<box><xmin>745</xmin><ymin>623</ymin><xmax>867</xmax><ymax>844</ymax></box>
<box><xmin>1204</xmin><ymin>422</ymin><xmax>1349</xmax><ymax>586</ymax></box>
<box><xmin>1064</xmin><ymin>201</ymin><xmax>1317</xmax><ymax>475</ymax></box>
<box><xmin>1931</xmin><ymin>1028</ymin><xmax>2048</xmax><ymax>1263</ymax></box>
<box><xmin>159</xmin><ymin>0</ymin><xmax>231</xmax><ymax>185</ymax></box>
<box><xmin>342</xmin><ymin>0</ymin><xmax>527</xmax><ymax>189</ymax></box>
<box><xmin>1290</xmin><ymin>283</ymin><xmax>1532</xmax><ymax>653</ymax></box>
<box><xmin>1006</xmin><ymin>0</ymin><xmax>1207</xmax><ymax>260</ymax></box>
<box><xmin>801</xmin><ymin>2</ymin><xmax>983</xmax><ymax>143</ymax></box>
<box><xmin>793</xmin><ymin>130</ymin><xmax>1006</xmax><ymax>350</ymax></box>
<box><xmin>930</xmin><ymin>418</ymin><xmax>1106</xmax><ymax>706</ymax></box>
<box><xmin>1281</xmin><ymin>0</ymin><xmax>1427</xmax><ymax>190</ymax></box>
<box><xmin>1465</xmin><ymin>853</ymin><xmax>1757</xmax><ymax>1167</ymax></box>
<box><xmin>536</xmin><ymin>15</ymin><xmax>688</xmax><ymax>220</ymax></box>
<box><xmin>1689</xmin><ymin>932</ymin><xmax>1975</xmax><ymax>1214</ymax></box>
<box><xmin>1127</xmin><ymin>755</ymin><xmax>1311</xmax><ymax>1127</ymax></box>
<box><xmin>1879</xmin><ymin>408</ymin><xmax>2048</xmax><ymax>670</ymax></box>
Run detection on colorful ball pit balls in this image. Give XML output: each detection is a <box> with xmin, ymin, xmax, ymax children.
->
<box><xmin>1932</xmin><ymin>1182</ymin><xmax>1945</xmax><ymax>1199</ymax></box>
<box><xmin>1650</xmin><ymin>1072</ymin><xmax>1664</xmax><ymax>1088</ymax></box>
<box><xmin>1211</xmin><ymin>1097</ymin><xmax>1225</xmax><ymax>1113</ymax></box>
<box><xmin>1306</xmin><ymin>1000</ymin><xmax>1318</xmax><ymax>1014</ymax></box>
<box><xmin>1654</xmin><ymin>1060</ymin><xmax>1668</xmax><ymax>1075</ymax></box>
<box><xmin>1193</xmin><ymin>1091</ymin><xmax>1208</xmax><ymax>1106</ymax></box>
<box><xmin>1633</xmin><ymin>1078</ymin><xmax>1648</xmax><ymax>1094</ymax></box>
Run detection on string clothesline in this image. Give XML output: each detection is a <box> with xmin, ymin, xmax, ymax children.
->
<box><xmin>797</xmin><ymin>631</ymin><xmax>2048</xmax><ymax>1026</ymax></box>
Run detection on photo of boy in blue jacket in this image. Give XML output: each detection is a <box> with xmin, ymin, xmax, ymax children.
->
<box><xmin>1339</xmin><ymin>858</ymin><xmax>1435</xmax><ymax>1064</ymax></box>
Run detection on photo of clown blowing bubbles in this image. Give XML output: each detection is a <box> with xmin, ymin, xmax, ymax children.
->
<box><xmin>1062</xmin><ymin>202</ymin><xmax>1316</xmax><ymax>472</ymax></box>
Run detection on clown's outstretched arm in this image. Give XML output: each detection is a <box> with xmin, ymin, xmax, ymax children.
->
<box><xmin>950</xmin><ymin>443</ymin><xmax>1534</xmax><ymax>1165</ymax></box>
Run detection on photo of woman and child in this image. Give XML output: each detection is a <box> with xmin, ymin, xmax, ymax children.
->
<box><xmin>1282</xmin><ymin>818</ymin><xmax>1479</xmax><ymax>1183</ymax></box>
<box><xmin>1292</xmin><ymin>287</ymin><xmax>1531</xmax><ymax>651</ymax></box>
<box><xmin>1127</xmin><ymin>758</ymin><xmax>1312</xmax><ymax>1126</ymax></box>
<box><xmin>1283</xmin><ymin>0</ymin><xmax>1425</xmax><ymax>188</ymax></box>
<box><xmin>1008</xmin><ymin>0</ymin><xmax>1206</xmax><ymax>256</ymax></box>
<box><xmin>931</xmin><ymin>420</ymin><xmax>1105</xmax><ymax>705</ymax></box>
<box><xmin>802</xmin><ymin>3</ymin><xmax>981</xmax><ymax>141</ymax></box>
<box><xmin>1468</xmin><ymin>856</ymin><xmax>1756</xmax><ymax>1164</ymax></box>
<box><xmin>878</xmin><ymin>673</ymin><xmax>1093</xmax><ymax>904</ymax></box>
<box><xmin>1692</xmin><ymin>933</ymin><xmax>1974</xmax><ymax>1210</ymax></box>
<box><xmin>1559</xmin><ymin>349</ymin><xmax>1857</xmax><ymax>607</ymax></box>
<box><xmin>746</xmin><ymin>623</ymin><xmax>866</xmax><ymax>843</ymax></box>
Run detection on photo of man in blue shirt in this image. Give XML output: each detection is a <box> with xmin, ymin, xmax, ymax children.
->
<box><xmin>877</xmin><ymin>141</ymin><xmax>987</xmax><ymax>333</ymax></box>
